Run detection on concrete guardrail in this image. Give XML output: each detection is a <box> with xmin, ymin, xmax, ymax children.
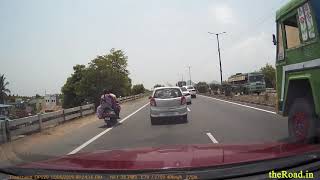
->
<box><xmin>0</xmin><ymin>93</ymin><xmax>147</xmax><ymax>144</ymax></box>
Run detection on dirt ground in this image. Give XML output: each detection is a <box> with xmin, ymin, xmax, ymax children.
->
<box><xmin>204</xmin><ymin>92</ymin><xmax>276</xmax><ymax>107</ymax></box>
<box><xmin>0</xmin><ymin>114</ymin><xmax>98</xmax><ymax>167</ymax></box>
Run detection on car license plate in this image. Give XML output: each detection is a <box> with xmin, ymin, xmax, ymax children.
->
<box><xmin>105</xmin><ymin>117</ymin><xmax>110</xmax><ymax>120</ymax></box>
<box><xmin>163</xmin><ymin>112</ymin><xmax>178</xmax><ymax>116</ymax></box>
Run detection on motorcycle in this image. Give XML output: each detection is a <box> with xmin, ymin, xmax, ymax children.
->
<box><xmin>103</xmin><ymin>109</ymin><xmax>118</xmax><ymax>126</ymax></box>
<box><xmin>97</xmin><ymin>101</ymin><xmax>121</xmax><ymax>127</ymax></box>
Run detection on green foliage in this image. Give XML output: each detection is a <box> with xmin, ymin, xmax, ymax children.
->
<box><xmin>209</xmin><ymin>83</ymin><xmax>220</xmax><ymax>91</ymax></box>
<box><xmin>196</xmin><ymin>82</ymin><xmax>209</xmax><ymax>93</ymax></box>
<box><xmin>131</xmin><ymin>84</ymin><xmax>145</xmax><ymax>95</ymax></box>
<box><xmin>61</xmin><ymin>49</ymin><xmax>132</xmax><ymax>108</ymax></box>
<box><xmin>0</xmin><ymin>74</ymin><xmax>10</xmax><ymax>104</ymax></box>
<box><xmin>260</xmin><ymin>63</ymin><xmax>276</xmax><ymax>88</ymax></box>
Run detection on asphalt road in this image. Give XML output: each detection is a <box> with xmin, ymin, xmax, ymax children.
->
<box><xmin>0</xmin><ymin>95</ymin><xmax>289</xmax><ymax>166</ymax></box>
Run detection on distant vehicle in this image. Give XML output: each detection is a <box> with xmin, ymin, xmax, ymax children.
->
<box><xmin>176</xmin><ymin>81</ymin><xmax>187</xmax><ymax>87</ymax></box>
<box><xmin>275</xmin><ymin>0</ymin><xmax>320</xmax><ymax>143</ymax></box>
<box><xmin>149</xmin><ymin>87</ymin><xmax>188</xmax><ymax>125</ymax></box>
<box><xmin>228</xmin><ymin>72</ymin><xmax>266</xmax><ymax>95</ymax></box>
<box><xmin>180</xmin><ymin>87</ymin><xmax>192</xmax><ymax>105</ymax></box>
<box><xmin>185</xmin><ymin>85</ymin><xmax>197</xmax><ymax>98</ymax></box>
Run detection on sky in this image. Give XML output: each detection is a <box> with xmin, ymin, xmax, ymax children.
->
<box><xmin>0</xmin><ymin>0</ymin><xmax>289</xmax><ymax>96</ymax></box>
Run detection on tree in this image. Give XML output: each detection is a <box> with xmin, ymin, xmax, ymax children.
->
<box><xmin>0</xmin><ymin>74</ymin><xmax>10</xmax><ymax>104</ymax></box>
<box><xmin>61</xmin><ymin>64</ymin><xmax>87</xmax><ymax>108</ymax></box>
<box><xmin>209</xmin><ymin>83</ymin><xmax>220</xmax><ymax>92</ymax></box>
<box><xmin>61</xmin><ymin>49</ymin><xmax>132</xmax><ymax>108</ymax></box>
<box><xmin>35</xmin><ymin>94</ymin><xmax>41</xmax><ymax>98</ymax></box>
<box><xmin>196</xmin><ymin>82</ymin><xmax>209</xmax><ymax>93</ymax></box>
<box><xmin>260</xmin><ymin>63</ymin><xmax>276</xmax><ymax>88</ymax></box>
<box><xmin>131</xmin><ymin>84</ymin><xmax>145</xmax><ymax>95</ymax></box>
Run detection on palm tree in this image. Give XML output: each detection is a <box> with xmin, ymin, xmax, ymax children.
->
<box><xmin>0</xmin><ymin>74</ymin><xmax>10</xmax><ymax>104</ymax></box>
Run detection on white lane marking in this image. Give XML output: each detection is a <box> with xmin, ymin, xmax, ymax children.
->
<box><xmin>206</xmin><ymin>132</ymin><xmax>219</xmax><ymax>143</ymax></box>
<box><xmin>68</xmin><ymin>102</ymin><xmax>149</xmax><ymax>155</ymax></box>
<box><xmin>199</xmin><ymin>95</ymin><xmax>276</xmax><ymax>114</ymax></box>
<box><xmin>187</xmin><ymin>107</ymin><xmax>191</xmax><ymax>112</ymax></box>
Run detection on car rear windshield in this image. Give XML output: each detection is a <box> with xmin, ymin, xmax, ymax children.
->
<box><xmin>180</xmin><ymin>87</ymin><xmax>187</xmax><ymax>91</ymax></box>
<box><xmin>154</xmin><ymin>88</ymin><xmax>182</xmax><ymax>99</ymax></box>
<box><xmin>187</xmin><ymin>86</ymin><xmax>194</xmax><ymax>89</ymax></box>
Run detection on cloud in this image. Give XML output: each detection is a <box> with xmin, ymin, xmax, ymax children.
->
<box><xmin>209</xmin><ymin>4</ymin><xmax>235</xmax><ymax>24</ymax></box>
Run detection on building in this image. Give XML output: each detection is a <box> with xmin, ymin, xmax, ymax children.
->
<box><xmin>45</xmin><ymin>94</ymin><xmax>59</xmax><ymax>112</ymax></box>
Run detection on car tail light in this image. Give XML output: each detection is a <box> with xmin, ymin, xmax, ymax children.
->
<box><xmin>181</xmin><ymin>96</ymin><xmax>186</xmax><ymax>105</ymax></box>
<box><xmin>150</xmin><ymin>98</ymin><xmax>157</xmax><ymax>106</ymax></box>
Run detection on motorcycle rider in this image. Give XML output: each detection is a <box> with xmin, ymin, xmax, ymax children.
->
<box><xmin>101</xmin><ymin>89</ymin><xmax>120</xmax><ymax>119</ymax></box>
<box><xmin>109</xmin><ymin>91</ymin><xmax>120</xmax><ymax>118</ymax></box>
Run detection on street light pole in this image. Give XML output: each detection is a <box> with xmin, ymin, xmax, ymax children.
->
<box><xmin>208</xmin><ymin>32</ymin><xmax>226</xmax><ymax>85</ymax></box>
<box><xmin>216</xmin><ymin>34</ymin><xmax>223</xmax><ymax>85</ymax></box>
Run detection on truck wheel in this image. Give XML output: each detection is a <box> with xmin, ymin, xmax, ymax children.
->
<box><xmin>288</xmin><ymin>98</ymin><xmax>317</xmax><ymax>143</ymax></box>
<box><xmin>151</xmin><ymin>117</ymin><xmax>157</xmax><ymax>125</ymax></box>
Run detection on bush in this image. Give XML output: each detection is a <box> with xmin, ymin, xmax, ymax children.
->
<box><xmin>196</xmin><ymin>82</ymin><xmax>209</xmax><ymax>93</ymax></box>
<box><xmin>131</xmin><ymin>84</ymin><xmax>145</xmax><ymax>95</ymax></box>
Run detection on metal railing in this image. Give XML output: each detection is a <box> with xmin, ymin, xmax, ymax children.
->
<box><xmin>118</xmin><ymin>93</ymin><xmax>145</xmax><ymax>103</ymax></box>
<box><xmin>0</xmin><ymin>93</ymin><xmax>147</xmax><ymax>144</ymax></box>
<box><xmin>266</xmin><ymin>88</ymin><xmax>276</xmax><ymax>93</ymax></box>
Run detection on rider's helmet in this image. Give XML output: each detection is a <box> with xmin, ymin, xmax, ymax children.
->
<box><xmin>103</xmin><ymin>88</ymin><xmax>111</xmax><ymax>95</ymax></box>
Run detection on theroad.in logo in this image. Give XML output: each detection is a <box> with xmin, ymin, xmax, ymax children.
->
<box><xmin>269</xmin><ymin>170</ymin><xmax>314</xmax><ymax>179</ymax></box>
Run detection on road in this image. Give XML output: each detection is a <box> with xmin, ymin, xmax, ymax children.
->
<box><xmin>0</xmin><ymin>95</ymin><xmax>288</xmax><ymax>167</ymax></box>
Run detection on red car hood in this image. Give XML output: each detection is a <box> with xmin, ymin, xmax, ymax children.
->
<box><xmin>18</xmin><ymin>143</ymin><xmax>320</xmax><ymax>171</ymax></box>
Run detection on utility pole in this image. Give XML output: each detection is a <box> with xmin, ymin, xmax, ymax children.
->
<box><xmin>188</xmin><ymin>66</ymin><xmax>192</xmax><ymax>85</ymax></box>
<box><xmin>208</xmin><ymin>32</ymin><xmax>226</xmax><ymax>85</ymax></box>
<box><xmin>216</xmin><ymin>34</ymin><xmax>223</xmax><ymax>85</ymax></box>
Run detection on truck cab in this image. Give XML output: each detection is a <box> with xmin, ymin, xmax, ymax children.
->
<box><xmin>228</xmin><ymin>72</ymin><xmax>266</xmax><ymax>95</ymax></box>
<box><xmin>275</xmin><ymin>0</ymin><xmax>320</xmax><ymax>142</ymax></box>
<box><xmin>246</xmin><ymin>72</ymin><xmax>266</xmax><ymax>95</ymax></box>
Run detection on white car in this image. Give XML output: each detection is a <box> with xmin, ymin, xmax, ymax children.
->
<box><xmin>180</xmin><ymin>87</ymin><xmax>192</xmax><ymax>105</ymax></box>
<box><xmin>149</xmin><ymin>87</ymin><xmax>188</xmax><ymax>125</ymax></box>
<box><xmin>184</xmin><ymin>85</ymin><xmax>197</xmax><ymax>98</ymax></box>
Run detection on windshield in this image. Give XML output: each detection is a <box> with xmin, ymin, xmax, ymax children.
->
<box><xmin>1</xmin><ymin>0</ymin><xmax>320</xmax><ymax>178</ymax></box>
<box><xmin>180</xmin><ymin>87</ymin><xmax>187</xmax><ymax>91</ymax></box>
<box><xmin>248</xmin><ymin>75</ymin><xmax>264</xmax><ymax>82</ymax></box>
<box><xmin>154</xmin><ymin>88</ymin><xmax>182</xmax><ymax>98</ymax></box>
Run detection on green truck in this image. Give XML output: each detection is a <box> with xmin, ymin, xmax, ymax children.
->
<box><xmin>275</xmin><ymin>0</ymin><xmax>320</xmax><ymax>142</ymax></box>
<box><xmin>227</xmin><ymin>72</ymin><xmax>266</xmax><ymax>95</ymax></box>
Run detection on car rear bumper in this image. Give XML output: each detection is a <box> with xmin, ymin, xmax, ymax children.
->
<box><xmin>186</xmin><ymin>95</ymin><xmax>191</xmax><ymax>103</ymax></box>
<box><xmin>150</xmin><ymin>106</ymin><xmax>188</xmax><ymax>117</ymax></box>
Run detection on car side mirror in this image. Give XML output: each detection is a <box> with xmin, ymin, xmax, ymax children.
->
<box><xmin>272</xmin><ymin>34</ymin><xmax>277</xmax><ymax>46</ymax></box>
